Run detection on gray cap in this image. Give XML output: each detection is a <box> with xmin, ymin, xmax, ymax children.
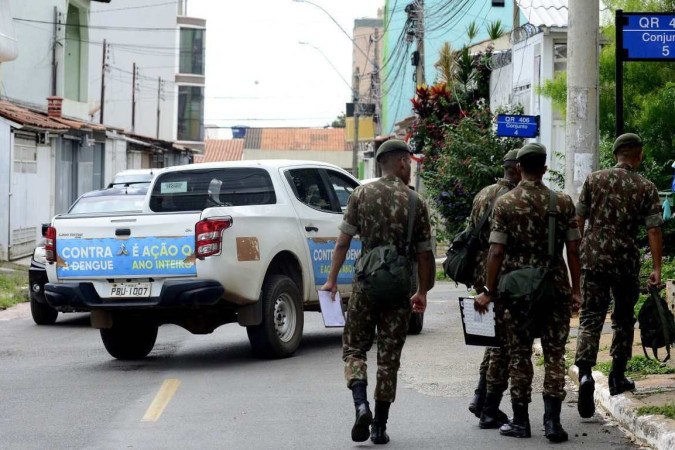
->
<box><xmin>375</xmin><ymin>139</ymin><xmax>412</xmax><ymax>161</ymax></box>
<box><xmin>517</xmin><ymin>142</ymin><xmax>547</xmax><ymax>160</ymax></box>
<box><xmin>613</xmin><ymin>133</ymin><xmax>642</xmax><ymax>154</ymax></box>
<box><xmin>503</xmin><ymin>149</ymin><xmax>519</xmax><ymax>163</ymax></box>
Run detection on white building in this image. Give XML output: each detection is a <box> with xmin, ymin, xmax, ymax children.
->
<box><xmin>88</xmin><ymin>0</ymin><xmax>206</xmax><ymax>155</ymax></box>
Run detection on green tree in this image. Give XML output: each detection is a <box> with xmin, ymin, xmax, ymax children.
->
<box><xmin>330</xmin><ymin>112</ymin><xmax>346</xmax><ymax>128</ymax></box>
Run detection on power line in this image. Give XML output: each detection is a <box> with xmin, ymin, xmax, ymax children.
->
<box><xmin>13</xmin><ymin>17</ymin><xmax>179</xmax><ymax>32</ymax></box>
<box><xmin>89</xmin><ymin>0</ymin><xmax>179</xmax><ymax>13</ymax></box>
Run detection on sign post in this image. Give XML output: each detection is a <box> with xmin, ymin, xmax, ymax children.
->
<box><xmin>615</xmin><ymin>10</ymin><xmax>675</xmax><ymax>135</ymax></box>
<box><xmin>496</xmin><ymin>114</ymin><xmax>540</xmax><ymax>138</ymax></box>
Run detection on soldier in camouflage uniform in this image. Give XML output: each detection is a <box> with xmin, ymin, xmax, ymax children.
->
<box><xmin>475</xmin><ymin>143</ymin><xmax>581</xmax><ymax>443</ymax></box>
<box><xmin>321</xmin><ymin>139</ymin><xmax>433</xmax><ymax>444</ymax></box>
<box><xmin>575</xmin><ymin>133</ymin><xmax>664</xmax><ymax>419</ymax></box>
<box><xmin>467</xmin><ymin>149</ymin><xmax>521</xmax><ymax>428</ymax></box>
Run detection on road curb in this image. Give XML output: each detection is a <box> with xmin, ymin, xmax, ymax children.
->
<box><xmin>567</xmin><ymin>365</ymin><xmax>675</xmax><ymax>450</ymax></box>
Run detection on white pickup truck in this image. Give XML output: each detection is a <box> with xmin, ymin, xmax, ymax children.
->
<box><xmin>44</xmin><ymin>160</ymin><xmax>423</xmax><ymax>360</ymax></box>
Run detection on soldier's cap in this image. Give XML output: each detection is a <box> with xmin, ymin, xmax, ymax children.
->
<box><xmin>516</xmin><ymin>142</ymin><xmax>547</xmax><ymax>160</ymax></box>
<box><xmin>613</xmin><ymin>133</ymin><xmax>642</xmax><ymax>154</ymax></box>
<box><xmin>503</xmin><ymin>149</ymin><xmax>519</xmax><ymax>164</ymax></box>
<box><xmin>375</xmin><ymin>139</ymin><xmax>412</xmax><ymax>161</ymax></box>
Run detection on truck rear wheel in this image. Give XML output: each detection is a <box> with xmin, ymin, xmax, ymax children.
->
<box><xmin>100</xmin><ymin>315</ymin><xmax>158</xmax><ymax>360</ymax></box>
<box><xmin>30</xmin><ymin>297</ymin><xmax>58</xmax><ymax>325</ymax></box>
<box><xmin>247</xmin><ymin>275</ymin><xmax>303</xmax><ymax>358</ymax></box>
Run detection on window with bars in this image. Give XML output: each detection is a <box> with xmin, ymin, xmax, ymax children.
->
<box><xmin>13</xmin><ymin>137</ymin><xmax>37</xmax><ymax>174</ymax></box>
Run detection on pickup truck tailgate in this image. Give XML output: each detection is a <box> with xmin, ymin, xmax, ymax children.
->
<box><xmin>51</xmin><ymin>212</ymin><xmax>200</xmax><ymax>281</ymax></box>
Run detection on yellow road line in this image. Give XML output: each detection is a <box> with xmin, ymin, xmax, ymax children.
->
<box><xmin>142</xmin><ymin>378</ymin><xmax>181</xmax><ymax>422</ymax></box>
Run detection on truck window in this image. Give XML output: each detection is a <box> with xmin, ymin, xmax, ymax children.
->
<box><xmin>149</xmin><ymin>168</ymin><xmax>276</xmax><ymax>212</ymax></box>
<box><xmin>286</xmin><ymin>168</ymin><xmax>334</xmax><ymax>212</ymax></box>
<box><xmin>325</xmin><ymin>170</ymin><xmax>359</xmax><ymax>211</ymax></box>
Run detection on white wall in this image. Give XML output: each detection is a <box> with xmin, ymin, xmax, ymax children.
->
<box><xmin>103</xmin><ymin>135</ymin><xmax>128</xmax><ymax>185</ymax></box>
<box><xmin>88</xmin><ymin>0</ymin><xmax>179</xmax><ymax>140</ymax></box>
<box><xmin>244</xmin><ymin>150</ymin><xmax>353</xmax><ymax>171</ymax></box>
<box><xmin>0</xmin><ymin>119</ymin><xmax>11</xmax><ymax>260</ymax></box>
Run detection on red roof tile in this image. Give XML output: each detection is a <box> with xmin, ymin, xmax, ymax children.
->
<box><xmin>0</xmin><ymin>100</ymin><xmax>69</xmax><ymax>130</ymax></box>
<box><xmin>258</xmin><ymin>128</ymin><xmax>346</xmax><ymax>151</ymax></box>
<box><xmin>197</xmin><ymin>139</ymin><xmax>244</xmax><ymax>163</ymax></box>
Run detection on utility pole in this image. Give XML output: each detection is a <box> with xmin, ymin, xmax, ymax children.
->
<box><xmin>156</xmin><ymin>77</ymin><xmax>162</xmax><ymax>138</ymax></box>
<box><xmin>415</xmin><ymin>0</ymin><xmax>425</xmax><ymax>88</ymax></box>
<box><xmin>131</xmin><ymin>63</ymin><xmax>137</xmax><ymax>133</ymax></box>
<box><xmin>564</xmin><ymin>0</ymin><xmax>599</xmax><ymax>201</ymax></box>
<box><xmin>352</xmin><ymin>67</ymin><xmax>360</xmax><ymax>178</ymax></box>
<box><xmin>99</xmin><ymin>39</ymin><xmax>107</xmax><ymax>124</ymax></box>
<box><xmin>51</xmin><ymin>7</ymin><xmax>59</xmax><ymax>96</ymax></box>
<box><xmin>372</xmin><ymin>27</ymin><xmax>382</xmax><ymax>136</ymax></box>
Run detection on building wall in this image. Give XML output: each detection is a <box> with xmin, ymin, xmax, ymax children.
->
<box><xmin>0</xmin><ymin>118</ymin><xmax>11</xmax><ymax>260</ymax></box>
<box><xmin>88</xmin><ymin>0</ymin><xmax>180</xmax><ymax>141</ymax></box>
<box><xmin>381</xmin><ymin>0</ymin><xmax>517</xmax><ymax>134</ymax></box>
<box><xmin>4</xmin><ymin>0</ymin><xmax>91</xmax><ymax>120</ymax></box>
<box><xmin>243</xmin><ymin>150</ymin><xmax>353</xmax><ymax>171</ymax></box>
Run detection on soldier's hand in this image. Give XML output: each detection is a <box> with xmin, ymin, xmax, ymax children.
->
<box><xmin>571</xmin><ymin>292</ymin><xmax>581</xmax><ymax>313</ymax></box>
<box><xmin>320</xmin><ymin>281</ymin><xmax>338</xmax><ymax>300</ymax></box>
<box><xmin>648</xmin><ymin>270</ymin><xmax>661</xmax><ymax>287</ymax></box>
<box><xmin>474</xmin><ymin>293</ymin><xmax>491</xmax><ymax>315</ymax></box>
<box><xmin>411</xmin><ymin>292</ymin><xmax>427</xmax><ymax>313</ymax></box>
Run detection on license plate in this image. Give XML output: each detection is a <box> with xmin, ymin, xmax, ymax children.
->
<box><xmin>109</xmin><ymin>282</ymin><xmax>151</xmax><ymax>298</ymax></box>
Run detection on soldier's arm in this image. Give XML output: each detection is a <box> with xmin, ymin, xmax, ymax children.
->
<box><xmin>475</xmin><ymin>243</ymin><xmax>504</xmax><ymax>313</ymax></box>
<box><xmin>411</xmin><ymin>200</ymin><xmax>433</xmax><ymax>313</ymax></box>
<box><xmin>648</xmin><ymin>227</ymin><xmax>663</xmax><ymax>286</ymax></box>
<box><xmin>321</xmin><ymin>232</ymin><xmax>353</xmax><ymax>299</ymax></box>
<box><xmin>575</xmin><ymin>177</ymin><xmax>591</xmax><ymax>236</ymax></box>
<box><xmin>643</xmin><ymin>183</ymin><xmax>664</xmax><ymax>286</ymax></box>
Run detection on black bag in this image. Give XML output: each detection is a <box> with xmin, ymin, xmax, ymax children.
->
<box><xmin>355</xmin><ymin>191</ymin><xmax>417</xmax><ymax>305</ymax></box>
<box><xmin>443</xmin><ymin>187</ymin><xmax>507</xmax><ymax>286</ymax></box>
<box><xmin>638</xmin><ymin>286</ymin><xmax>675</xmax><ymax>363</ymax></box>
<box><xmin>498</xmin><ymin>191</ymin><xmax>558</xmax><ymax>334</ymax></box>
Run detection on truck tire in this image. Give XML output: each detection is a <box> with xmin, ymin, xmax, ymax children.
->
<box><xmin>100</xmin><ymin>316</ymin><xmax>158</xmax><ymax>360</ymax></box>
<box><xmin>30</xmin><ymin>297</ymin><xmax>58</xmax><ymax>325</ymax></box>
<box><xmin>247</xmin><ymin>275</ymin><xmax>303</xmax><ymax>358</ymax></box>
<box><xmin>408</xmin><ymin>311</ymin><xmax>424</xmax><ymax>335</ymax></box>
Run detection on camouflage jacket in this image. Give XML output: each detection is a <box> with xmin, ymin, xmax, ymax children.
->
<box><xmin>469</xmin><ymin>179</ymin><xmax>514</xmax><ymax>287</ymax></box>
<box><xmin>490</xmin><ymin>180</ymin><xmax>581</xmax><ymax>297</ymax></box>
<box><xmin>339</xmin><ymin>175</ymin><xmax>432</xmax><ymax>260</ymax></box>
<box><xmin>576</xmin><ymin>162</ymin><xmax>663</xmax><ymax>275</ymax></box>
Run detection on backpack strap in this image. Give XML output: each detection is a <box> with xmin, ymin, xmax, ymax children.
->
<box><xmin>472</xmin><ymin>186</ymin><xmax>509</xmax><ymax>239</ymax></box>
<box><xmin>547</xmin><ymin>190</ymin><xmax>558</xmax><ymax>263</ymax></box>
<box><xmin>406</xmin><ymin>190</ymin><xmax>418</xmax><ymax>251</ymax></box>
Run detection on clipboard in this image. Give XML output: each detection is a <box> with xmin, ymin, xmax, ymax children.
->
<box><xmin>458</xmin><ymin>296</ymin><xmax>501</xmax><ymax>347</ymax></box>
<box><xmin>318</xmin><ymin>290</ymin><xmax>346</xmax><ymax>327</ymax></box>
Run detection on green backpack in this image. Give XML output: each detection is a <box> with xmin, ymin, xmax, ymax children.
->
<box><xmin>354</xmin><ymin>191</ymin><xmax>417</xmax><ymax>306</ymax></box>
<box><xmin>638</xmin><ymin>286</ymin><xmax>675</xmax><ymax>363</ymax></box>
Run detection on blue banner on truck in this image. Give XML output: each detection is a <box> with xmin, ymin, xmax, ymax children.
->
<box><xmin>308</xmin><ymin>238</ymin><xmax>361</xmax><ymax>285</ymax></box>
<box><xmin>56</xmin><ymin>236</ymin><xmax>196</xmax><ymax>278</ymax></box>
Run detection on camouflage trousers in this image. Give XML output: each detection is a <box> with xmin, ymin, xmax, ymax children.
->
<box><xmin>342</xmin><ymin>286</ymin><xmax>411</xmax><ymax>403</ymax></box>
<box><xmin>575</xmin><ymin>271</ymin><xmax>640</xmax><ymax>367</ymax></box>
<box><xmin>504</xmin><ymin>298</ymin><xmax>571</xmax><ymax>403</ymax></box>
<box><xmin>478</xmin><ymin>304</ymin><xmax>510</xmax><ymax>395</ymax></box>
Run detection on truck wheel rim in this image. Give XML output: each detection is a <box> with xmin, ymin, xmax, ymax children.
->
<box><xmin>274</xmin><ymin>293</ymin><xmax>296</xmax><ymax>343</ymax></box>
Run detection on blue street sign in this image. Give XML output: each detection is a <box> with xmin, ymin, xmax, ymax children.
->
<box><xmin>496</xmin><ymin>114</ymin><xmax>539</xmax><ymax>138</ymax></box>
<box><xmin>620</xmin><ymin>13</ymin><xmax>675</xmax><ymax>61</ymax></box>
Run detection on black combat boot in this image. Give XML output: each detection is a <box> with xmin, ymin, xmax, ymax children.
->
<box><xmin>499</xmin><ymin>402</ymin><xmax>531</xmax><ymax>438</ymax></box>
<box><xmin>370</xmin><ymin>400</ymin><xmax>391</xmax><ymax>445</ymax></box>
<box><xmin>469</xmin><ymin>373</ymin><xmax>487</xmax><ymax>418</ymax></box>
<box><xmin>350</xmin><ymin>380</ymin><xmax>372</xmax><ymax>442</ymax></box>
<box><xmin>577</xmin><ymin>362</ymin><xmax>596</xmax><ymax>418</ymax></box>
<box><xmin>608</xmin><ymin>357</ymin><xmax>635</xmax><ymax>396</ymax></box>
<box><xmin>543</xmin><ymin>396</ymin><xmax>568</xmax><ymax>443</ymax></box>
<box><xmin>479</xmin><ymin>392</ymin><xmax>509</xmax><ymax>429</ymax></box>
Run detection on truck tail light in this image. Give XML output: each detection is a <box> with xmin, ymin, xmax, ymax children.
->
<box><xmin>195</xmin><ymin>217</ymin><xmax>233</xmax><ymax>259</ymax></box>
<box><xmin>45</xmin><ymin>226</ymin><xmax>57</xmax><ymax>263</ymax></box>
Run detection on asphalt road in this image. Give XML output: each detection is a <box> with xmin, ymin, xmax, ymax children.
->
<box><xmin>0</xmin><ymin>282</ymin><xmax>641</xmax><ymax>449</ymax></box>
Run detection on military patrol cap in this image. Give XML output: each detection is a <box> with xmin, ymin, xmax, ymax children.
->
<box><xmin>503</xmin><ymin>149</ymin><xmax>519</xmax><ymax>163</ymax></box>
<box><xmin>375</xmin><ymin>139</ymin><xmax>412</xmax><ymax>161</ymax></box>
<box><xmin>612</xmin><ymin>133</ymin><xmax>642</xmax><ymax>154</ymax></box>
<box><xmin>516</xmin><ymin>142</ymin><xmax>547</xmax><ymax>160</ymax></box>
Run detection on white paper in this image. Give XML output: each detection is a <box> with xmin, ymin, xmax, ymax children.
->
<box><xmin>461</xmin><ymin>298</ymin><xmax>496</xmax><ymax>337</ymax></box>
<box><xmin>318</xmin><ymin>290</ymin><xmax>345</xmax><ymax>327</ymax></box>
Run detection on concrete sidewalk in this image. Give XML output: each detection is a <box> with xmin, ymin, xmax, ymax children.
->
<box><xmin>565</xmin><ymin>318</ymin><xmax>675</xmax><ymax>450</ymax></box>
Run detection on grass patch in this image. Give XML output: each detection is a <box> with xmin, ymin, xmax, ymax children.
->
<box><xmin>594</xmin><ymin>356</ymin><xmax>675</xmax><ymax>377</ymax></box>
<box><xmin>0</xmin><ymin>269</ymin><xmax>28</xmax><ymax>309</ymax></box>
<box><xmin>636</xmin><ymin>403</ymin><xmax>675</xmax><ymax>420</ymax></box>
<box><xmin>435</xmin><ymin>269</ymin><xmax>447</xmax><ymax>281</ymax></box>
<box><xmin>536</xmin><ymin>355</ymin><xmax>545</xmax><ymax>366</ymax></box>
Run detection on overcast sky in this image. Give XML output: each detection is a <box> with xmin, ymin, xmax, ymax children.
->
<box><xmin>188</xmin><ymin>0</ymin><xmax>383</xmax><ymax>131</ymax></box>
